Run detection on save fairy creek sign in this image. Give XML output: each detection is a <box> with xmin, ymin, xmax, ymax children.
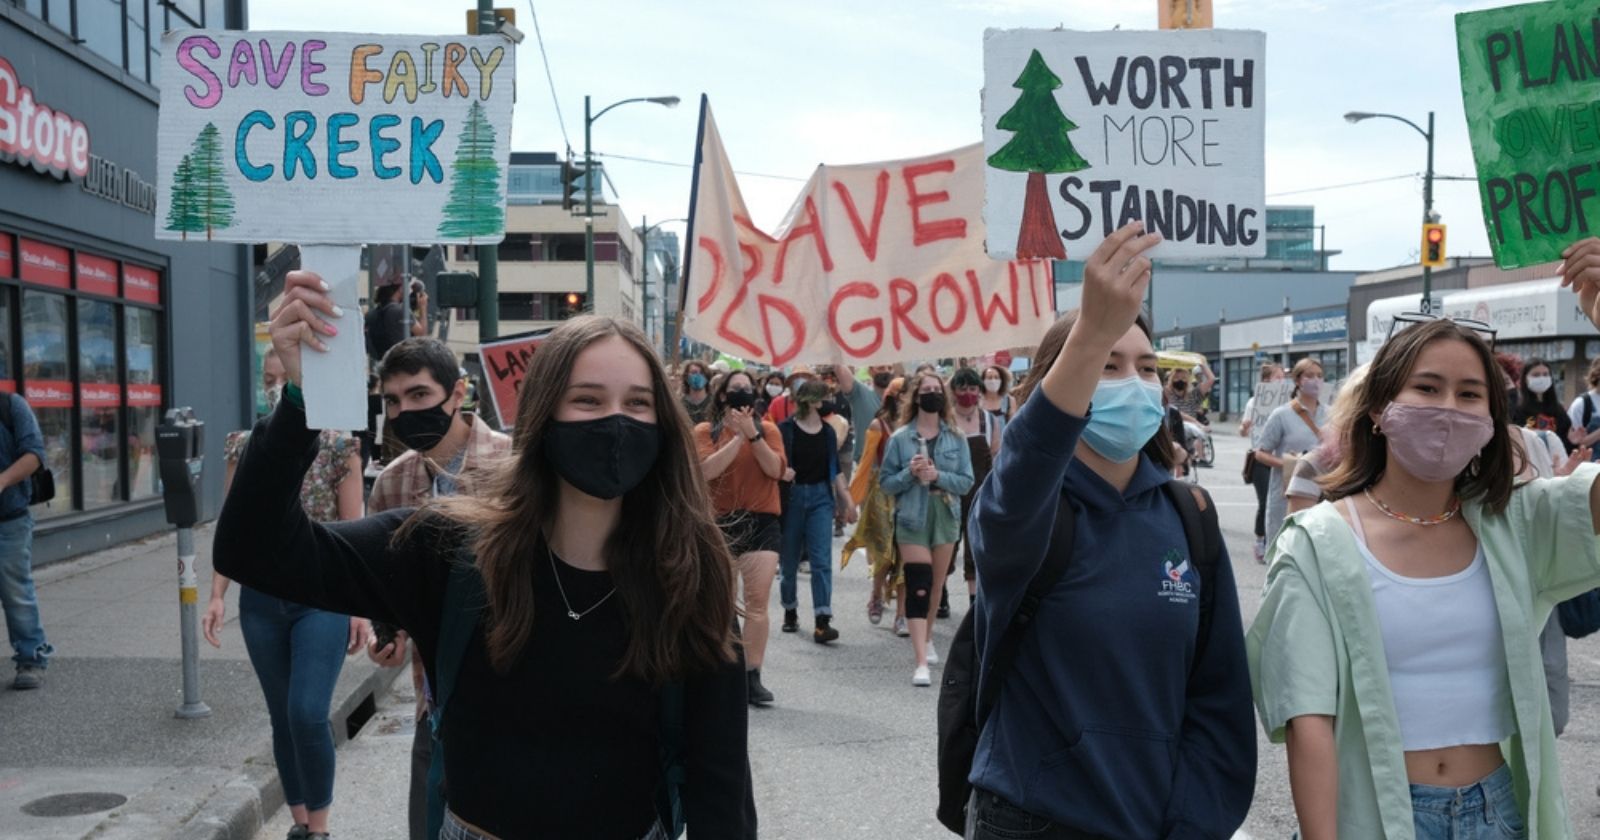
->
<box><xmin>683</xmin><ymin>100</ymin><xmax>1058</xmax><ymax>368</ymax></box>
<box><xmin>1456</xmin><ymin>1</ymin><xmax>1600</xmax><ymax>268</ymax></box>
<box><xmin>155</xmin><ymin>31</ymin><xmax>514</xmax><ymax>243</ymax></box>
<box><xmin>981</xmin><ymin>28</ymin><xmax>1266</xmax><ymax>261</ymax></box>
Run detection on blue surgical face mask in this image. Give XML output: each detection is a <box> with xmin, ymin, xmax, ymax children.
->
<box><xmin>1082</xmin><ymin>376</ymin><xmax>1165</xmax><ymax>463</ymax></box>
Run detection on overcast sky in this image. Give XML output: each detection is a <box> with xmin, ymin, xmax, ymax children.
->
<box><xmin>249</xmin><ymin>0</ymin><xmax>1518</xmax><ymax>272</ymax></box>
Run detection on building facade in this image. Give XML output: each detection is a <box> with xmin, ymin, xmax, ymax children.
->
<box><xmin>1</xmin><ymin>0</ymin><xmax>252</xmax><ymax>563</ymax></box>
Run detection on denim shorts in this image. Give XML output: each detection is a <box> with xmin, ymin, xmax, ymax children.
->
<box><xmin>1410</xmin><ymin>764</ymin><xmax>1526</xmax><ymax>840</ymax></box>
<box><xmin>441</xmin><ymin>809</ymin><xmax>671</xmax><ymax>840</ymax></box>
<box><xmin>897</xmin><ymin>493</ymin><xmax>961</xmax><ymax>548</ymax></box>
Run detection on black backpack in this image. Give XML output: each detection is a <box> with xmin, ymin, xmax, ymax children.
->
<box><xmin>935</xmin><ymin>481</ymin><xmax>1223</xmax><ymax>835</ymax></box>
<box><xmin>0</xmin><ymin>394</ymin><xmax>54</xmax><ymax>506</ymax></box>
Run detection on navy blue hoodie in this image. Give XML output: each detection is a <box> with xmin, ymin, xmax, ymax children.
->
<box><xmin>968</xmin><ymin>392</ymin><xmax>1255</xmax><ymax>839</ymax></box>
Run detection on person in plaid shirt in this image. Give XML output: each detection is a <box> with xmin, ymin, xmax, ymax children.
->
<box><xmin>362</xmin><ymin>337</ymin><xmax>510</xmax><ymax>840</ymax></box>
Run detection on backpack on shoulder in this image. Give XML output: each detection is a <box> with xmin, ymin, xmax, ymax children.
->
<box><xmin>935</xmin><ymin>481</ymin><xmax>1223</xmax><ymax>835</ymax></box>
<box><xmin>0</xmin><ymin>394</ymin><xmax>54</xmax><ymax>506</ymax></box>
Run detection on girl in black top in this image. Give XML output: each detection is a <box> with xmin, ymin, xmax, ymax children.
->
<box><xmin>1511</xmin><ymin>357</ymin><xmax>1573</xmax><ymax>452</ymax></box>
<box><xmin>216</xmin><ymin>272</ymin><xmax>751</xmax><ymax>840</ymax></box>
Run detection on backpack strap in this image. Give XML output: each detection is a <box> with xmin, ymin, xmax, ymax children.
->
<box><xmin>1585</xmin><ymin>393</ymin><xmax>1595</xmax><ymax>428</ymax></box>
<box><xmin>1162</xmin><ymin>481</ymin><xmax>1222</xmax><ymax>674</ymax></box>
<box><xmin>975</xmin><ymin>492</ymin><xmax>1077</xmax><ymax>726</ymax></box>
<box><xmin>426</xmin><ymin>559</ymin><xmax>486</xmax><ymax>840</ymax></box>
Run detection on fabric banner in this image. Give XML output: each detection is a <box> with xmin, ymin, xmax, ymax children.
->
<box><xmin>982</xmin><ymin>28</ymin><xmax>1266</xmax><ymax>261</ymax></box>
<box><xmin>479</xmin><ymin>329</ymin><xmax>548</xmax><ymax>430</ymax></box>
<box><xmin>155</xmin><ymin>30</ymin><xmax>514</xmax><ymax>244</ymax></box>
<box><xmin>682</xmin><ymin>99</ymin><xmax>1057</xmax><ymax>368</ymax></box>
<box><xmin>1457</xmin><ymin>3</ymin><xmax>1599</xmax><ymax>268</ymax></box>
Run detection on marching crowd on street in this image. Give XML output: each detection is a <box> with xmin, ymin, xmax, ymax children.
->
<box><xmin>10</xmin><ymin>228</ymin><xmax>1600</xmax><ymax>839</ymax></box>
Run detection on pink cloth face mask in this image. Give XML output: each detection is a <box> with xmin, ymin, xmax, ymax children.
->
<box><xmin>1379</xmin><ymin>402</ymin><xmax>1495</xmax><ymax>483</ymax></box>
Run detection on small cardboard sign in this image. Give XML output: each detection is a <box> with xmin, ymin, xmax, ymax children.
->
<box><xmin>1456</xmin><ymin>2</ymin><xmax>1600</xmax><ymax>268</ymax></box>
<box><xmin>982</xmin><ymin>28</ymin><xmax>1266</xmax><ymax>261</ymax></box>
<box><xmin>479</xmin><ymin>330</ymin><xmax>549</xmax><ymax>430</ymax></box>
<box><xmin>1248</xmin><ymin>380</ymin><xmax>1295</xmax><ymax>429</ymax></box>
<box><xmin>155</xmin><ymin>30</ymin><xmax>514</xmax><ymax>244</ymax></box>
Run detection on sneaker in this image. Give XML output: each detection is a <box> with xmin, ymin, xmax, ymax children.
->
<box><xmin>813</xmin><ymin>616</ymin><xmax>839</xmax><ymax>644</ymax></box>
<box><xmin>12</xmin><ymin>664</ymin><xmax>41</xmax><ymax>690</ymax></box>
<box><xmin>894</xmin><ymin>616</ymin><xmax>910</xmax><ymax>637</ymax></box>
<box><xmin>781</xmin><ymin>609</ymin><xmax>799</xmax><ymax>633</ymax></box>
<box><xmin>867</xmin><ymin>598</ymin><xmax>884</xmax><ymax>625</ymax></box>
<box><xmin>799</xmin><ymin>560</ymin><xmax>811</xmax><ymax>576</ymax></box>
<box><xmin>937</xmin><ymin>601</ymin><xmax>950</xmax><ymax>619</ymax></box>
<box><xmin>913</xmin><ymin>665</ymin><xmax>932</xmax><ymax>687</ymax></box>
<box><xmin>287</xmin><ymin>827</ymin><xmax>310</xmax><ymax>840</ymax></box>
<box><xmin>1254</xmin><ymin>536</ymin><xmax>1266</xmax><ymax>565</ymax></box>
<box><xmin>926</xmin><ymin>642</ymin><xmax>939</xmax><ymax>666</ymax></box>
<box><xmin>746</xmin><ymin>669</ymin><xmax>774</xmax><ymax>706</ymax></box>
<box><xmin>834</xmin><ymin>522</ymin><xmax>845</xmax><ymax>537</ymax></box>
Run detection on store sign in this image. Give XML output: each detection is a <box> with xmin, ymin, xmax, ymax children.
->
<box><xmin>76</xmin><ymin>252</ymin><xmax>119</xmax><ymax>296</ymax></box>
<box><xmin>19</xmin><ymin>238</ymin><xmax>69</xmax><ymax>288</ymax></box>
<box><xmin>0</xmin><ymin>55</ymin><xmax>92</xmax><ymax>181</ymax></box>
<box><xmin>1292</xmin><ymin>307</ymin><xmax>1347</xmax><ymax>343</ymax></box>
<box><xmin>127</xmin><ymin>383</ymin><xmax>162</xmax><ymax>407</ymax></box>
<box><xmin>25</xmin><ymin>380</ymin><xmax>73</xmax><ymax>409</ymax></box>
<box><xmin>1436</xmin><ymin>278</ymin><xmax>1596</xmax><ymax>341</ymax></box>
<box><xmin>124</xmin><ymin>264</ymin><xmax>161</xmax><ymax>305</ymax></box>
<box><xmin>1158</xmin><ymin>334</ymin><xmax>1189</xmax><ymax>351</ymax></box>
<box><xmin>82</xmin><ymin>154</ymin><xmax>157</xmax><ymax>215</ymax></box>
<box><xmin>80</xmin><ymin>383</ymin><xmax>120</xmax><ymax>408</ymax></box>
<box><xmin>0</xmin><ymin>233</ymin><xmax>11</xmax><ymax>277</ymax></box>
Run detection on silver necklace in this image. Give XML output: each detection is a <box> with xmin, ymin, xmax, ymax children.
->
<box><xmin>547</xmin><ymin>545</ymin><xmax>617</xmax><ymax>621</ymax></box>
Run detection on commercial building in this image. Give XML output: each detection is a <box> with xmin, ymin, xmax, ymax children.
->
<box><xmin>1</xmin><ymin>1</ymin><xmax>253</xmax><ymax>563</ymax></box>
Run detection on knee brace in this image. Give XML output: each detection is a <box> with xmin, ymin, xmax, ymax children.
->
<box><xmin>904</xmin><ymin>563</ymin><xmax>934</xmax><ymax>617</ymax></box>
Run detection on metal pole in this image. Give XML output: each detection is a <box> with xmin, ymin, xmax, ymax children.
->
<box><xmin>585</xmin><ymin>96</ymin><xmax>596</xmax><ymax>311</ymax></box>
<box><xmin>175</xmin><ymin>526</ymin><xmax>210</xmax><ymax>719</ymax></box>
<box><xmin>1421</xmin><ymin>110</ymin><xmax>1435</xmax><ymax>314</ymax></box>
<box><xmin>474</xmin><ymin>0</ymin><xmax>500</xmax><ymax>340</ymax></box>
<box><xmin>640</xmin><ymin>215</ymin><xmax>651</xmax><ymax>341</ymax></box>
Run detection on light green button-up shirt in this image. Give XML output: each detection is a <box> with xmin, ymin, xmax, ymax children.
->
<box><xmin>1247</xmin><ymin>464</ymin><xmax>1600</xmax><ymax>839</ymax></box>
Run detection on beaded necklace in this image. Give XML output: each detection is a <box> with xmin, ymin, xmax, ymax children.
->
<box><xmin>1363</xmin><ymin>487</ymin><xmax>1461</xmax><ymax>526</ymax></box>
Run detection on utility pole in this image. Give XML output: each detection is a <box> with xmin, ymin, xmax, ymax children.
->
<box><xmin>1421</xmin><ymin>110</ymin><xmax>1436</xmax><ymax>314</ymax></box>
<box><xmin>584</xmin><ymin>95</ymin><xmax>595</xmax><ymax>310</ymax></box>
<box><xmin>475</xmin><ymin>0</ymin><xmax>500</xmax><ymax>339</ymax></box>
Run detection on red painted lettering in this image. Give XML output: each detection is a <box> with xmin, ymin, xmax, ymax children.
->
<box><xmin>827</xmin><ymin>282</ymin><xmax>885</xmax><ymax>358</ymax></box>
<box><xmin>930</xmin><ymin>272</ymin><xmax>968</xmax><ymax>335</ymax></box>
<box><xmin>903</xmin><ymin>159</ymin><xmax>967</xmax><ymax>246</ymax></box>
<box><xmin>695</xmin><ymin>237</ymin><xmax>724</xmax><ymax>314</ymax></box>
<box><xmin>757</xmin><ymin>295</ymin><xmax>805</xmax><ymax>367</ymax></box>
<box><xmin>832</xmin><ymin>171</ymin><xmax>890</xmax><ymax>261</ymax></box>
<box><xmin>968</xmin><ymin>268</ymin><xmax>1020</xmax><ymax>329</ymax></box>
<box><xmin>1023</xmin><ymin>260</ymin><xmax>1044</xmax><ymax>318</ymax></box>
<box><xmin>772</xmin><ymin>196</ymin><xmax>834</xmax><ymax>285</ymax></box>
<box><xmin>888</xmin><ymin>279</ymin><xmax>930</xmax><ymax>350</ymax></box>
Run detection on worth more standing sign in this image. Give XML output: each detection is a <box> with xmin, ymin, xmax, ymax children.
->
<box><xmin>982</xmin><ymin>28</ymin><xmax>1265</xmax><ymax>261</ymax></box>
<box><xmin>155</xmin><ymin>31</ymin><xmax>514</xmax><ymax>244</ymax></box>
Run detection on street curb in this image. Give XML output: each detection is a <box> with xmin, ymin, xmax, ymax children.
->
<box><xmin>86</xmin><ymin>658</ymin><xmax>401</xmax><ymax>840</ymax></box>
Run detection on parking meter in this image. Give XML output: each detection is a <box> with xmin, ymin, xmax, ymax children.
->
<box><xmin>156</xmin><ymin>407</ymin><xmax>205</xmax><ymax>528</ymax></box>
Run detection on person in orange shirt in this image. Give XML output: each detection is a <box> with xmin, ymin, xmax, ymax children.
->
<box><xmin>695</xmin><ymin>370</ymin><xmax>788</xmax><ymax>706</ymax></box>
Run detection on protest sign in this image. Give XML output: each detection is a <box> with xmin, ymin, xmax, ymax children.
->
<box><xmin>155</xmin><ymin>30</ymin><xmax>514</xmax><ymax>429</ymax></box>
<box><xmin>1456</xmin><ymin>3</ymin><xmax>1600</xmax><ymax>268</ymax></box>
<box><xmin>682</xmin><ymin>99</ymin><xmax>1057</xmax><ymax>368</ymax></box>
<box><xmin>1248</xmin><ymin>380</ymin><xmax>1295</xmax><ymax>429</ymax></box>
<box><xmin>479</xmin><ymin>329</ymin><xmax>548</xmax><ymax>430</ymax></box>
<box><xmin>981</xmin><ymin>28</ymin><xmax>1266</xmax><ymax>261</ymax></box>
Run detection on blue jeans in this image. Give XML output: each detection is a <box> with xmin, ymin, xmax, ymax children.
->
<box><xmin>780</xmin><ymin>482</ymin><xmax>834</xmax><ymax>617</ymax></box>
<box><xmin>238</xmin><ymin>587</ymin><xmax>349</xmax><ymax>811</ymax></box>
<box><xmin>1411</xmin><ymin>764</ymin><xmax>1526</xmax><ymax>839</ymax></box>
<box><xmin>0</xmin><ymin>512</ymin><xmax>50</xmax><ymax>668</ymax></box>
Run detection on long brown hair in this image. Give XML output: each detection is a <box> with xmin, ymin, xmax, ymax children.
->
<box><xmin>897</xmin><ymin>372</ymin><xmax>958</xmax><ymax>428</ymax></box>
<box><xmin>424</xmin><ymin>316</ymin><xmax>736</xmax><ymax>681</ymax></box>
<box><xmin>1015</xmin><ymin>310</ymin><xmax>1177</xmax><ymax>471</ymax></box>
<box><xmin>1320</xmin><ymin>319</ymin><xmax>1515</xmax><ymax>514</ymax></box>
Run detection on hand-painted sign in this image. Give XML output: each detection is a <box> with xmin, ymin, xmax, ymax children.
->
<box><xmin>0</xmin><ymin>54</ymin><xmax>91</xmax><ymax>181</ymax></box>
<box><xmin>155</xmin><ymin>31</ymin><xmax>514</xmax><ymax>243</ymax></box>
<box><xmin>479</xmin><ymin>329</ymin><xmax>548</xmax><ymax>430</ymax></box>
<box><xmin>1248</xmin><ymin>380</ymin><xmax>1295</xmax><ymax>429</ymax></box>
<box><xmin>982</xmin><ymin>28</ymin><xmax>1266</xmax><ymax>261</ymax></box>
<box><xmin>683</xmin><ymin>100</ymin><xmax>1057</xmax><ymax>368</ymax></box>
<box><xmin>1457</xmin><ymin>3</ymin><xmax>1600</xmax><ymax>268</ymax></box>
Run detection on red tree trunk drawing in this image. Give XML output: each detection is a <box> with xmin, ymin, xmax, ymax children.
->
<box><xmin>1015</xmin><ymin>171</ymin><xmax>1065</xmax><ymax>260</ymax></box>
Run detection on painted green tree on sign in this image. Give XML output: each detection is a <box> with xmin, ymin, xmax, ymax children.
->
<box><xmin>165</xmin><ymin>122</ymin><xmax>235</xmax><ymax>240</ymax></box>
<box><xmin>988</xmin><ymin>49</ymin><xmax>1089</xmax><ymax>260</ymax></box>
<box><xmin>164</xmin><ymin>154</ymin><xmax>204</xmax><ymax>240</ymax></box>
<box><xmin>438</xmin><ymin>100</ymin><xmax>504</xmax><ymax>241</ymax></box>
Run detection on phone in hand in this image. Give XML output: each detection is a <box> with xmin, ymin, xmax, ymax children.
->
<box><xmin>372</xmin><ymin>620</ymin><xmax>399</xmax><ymax>653</ymax></box>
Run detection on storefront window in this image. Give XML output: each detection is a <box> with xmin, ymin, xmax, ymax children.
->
<box><xmin>79</xmin><ymin>299</ymin><xmax>120</xmax><ymax>509</ymax></box>
<box><xmin>1225</xmin><ymin>357</ymin><xmax>1255</xmax><ymax>416</ymax></box>
<box><xmin>22</xmin><ymin>291</ymin><xmax>73</xmax><ymax>517</ymax></box>
<box><xmin>126</xmin><ymin>307</ymin><xmax>160</xmax><ymax>501</ymax></box>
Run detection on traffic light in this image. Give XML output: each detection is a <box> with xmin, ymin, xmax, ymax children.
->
<box><xmin>433</xmin><ymin>272</ymin><xmax>478</xmax><ymax>309</ymax></box>
<box><xmin>561</xmin><ymin>159</ymin><xmax>587</xmax><ymax>211</ymax></box>
<box><xmin>559</xmin><ymin>292</ymin><xmax>586</xmax><ymax>317</ymax></box>
<box><xmin>1421</xmin><ymin>223</ymin><xmax>1447</xmax><ymax>268</ymax></box>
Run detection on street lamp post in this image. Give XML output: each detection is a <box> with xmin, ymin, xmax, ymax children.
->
<box><xmin>1345</xmin><ymin>109</ymin><xmax>1436</xmax><ymax>312</ymax></box>
<box><xmin>637</xmin><ymin>216</ymin><xmax>687</xmax><ymax>356</ymax></box>
<box><xmin>585</xmin><ymin>95</ymin><xmax>679</xmax><ymax>313</ymax></box>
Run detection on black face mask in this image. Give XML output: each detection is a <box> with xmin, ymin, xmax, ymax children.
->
<box><xmin>1172</xmin><ymin>381</ymin><xmax>1188</xmax><ymax>392</ymax></box>
<box><xmin>543</xmin><ymin>414</ymin><xmax>662</xmax><ymax>500</ymax></box>
<box><xmin>917</xmin><ymin>392</ymin><xmax>946</xmax><ymax>414</ymax></box>
<box><xmin>389</xmin><ymin>397</ymin><xmax>457</xmax><ymax>452</ymax></box>
<box><xmin>873</xmin><ymin>372</ymin><xmax>893</xmax><ymax>389</ymax></box>
<box><xmin>725</xmin><ymin>389</ymin><xmax>756</xmax><ymax>411</ymax></box>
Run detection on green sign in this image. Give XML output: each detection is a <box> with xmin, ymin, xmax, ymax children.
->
<box><xmin>1457</xmin><ymin>1</ymin><xmax>1600</xmax><ymax>268</ymax></box>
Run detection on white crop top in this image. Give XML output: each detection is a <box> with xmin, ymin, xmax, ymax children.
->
<box><xmin>1344</xmin><ymin>498</ymin><xmax>1515</xmax><ymax>751</ymax></box>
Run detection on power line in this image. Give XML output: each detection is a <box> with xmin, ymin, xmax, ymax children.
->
<box><xmin>1267</xmin><ymin>173</ymin><xmax>1417</xmax><ymax>198</ymax></box>
<box><xmin>594</xmin><ymin>151</ymin><xmax>810</xmax><ymax>183</ymax></box>
<box><xmin>525</xmin><ymin>1</ymin><xmax>572</xmax><ymax>158</ymax></box>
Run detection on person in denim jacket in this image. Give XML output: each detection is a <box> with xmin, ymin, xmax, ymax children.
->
<box><xmin>880</xmin><ymin>372</ymin><xmax>974</xmax><ymax>686</ymax></box>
